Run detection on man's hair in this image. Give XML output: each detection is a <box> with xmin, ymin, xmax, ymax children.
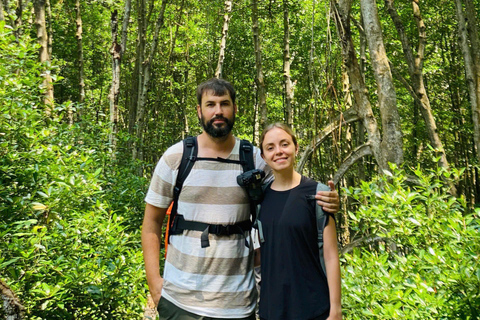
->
<box><xmin>196</xmin><ymin>78</ymin><xmax>236</xmax><ymax>105</ymax></box>
<box><xmin>259</xmin><ymin>122</ymin><xmax>298</xmax><ymax>155</ymax></box>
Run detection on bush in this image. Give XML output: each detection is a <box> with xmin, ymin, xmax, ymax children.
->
<box><xmin>342</xmin><ymin>166</ymin><xmax>480</xmax><ymax>319</ymax></box>
<box><xmin>0</xmin><ymin>21</ymin><xmax>149</xmax><ymax>319</ymax></box>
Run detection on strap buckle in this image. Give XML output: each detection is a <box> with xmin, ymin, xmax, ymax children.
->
<box><xmin>209</xmin><ymin>224</ymin><xmax>230</xmax><ymax>236</ymax></box>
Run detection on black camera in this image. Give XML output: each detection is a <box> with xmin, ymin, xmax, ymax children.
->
<box><xmin>237</xmin><ymin>169</ymin><xmax>265</xmax><ymax>202</ymax></box>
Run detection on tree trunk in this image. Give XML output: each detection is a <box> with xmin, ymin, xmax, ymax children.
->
<box><xmin>46</xmin><ymin>0</ymin><xmax>52</xmax><ymax>58</ymax></box>
<box><xmin>456</xmin><ymin>0</ymin><xmax>480</xmax><ymax>159</ymax></box>
<box><xmin>1</xmin><ymin>279</ymin><xmax>25</xmax><ymax>319</ymax></box>
<box><xmin>0</xmin><ymin>0</ymin><xmax>4</xmax><ymax>21</ymax></box>
<box><xmin>215</xmin><ymin>0</ymin><xmax>232</xmax><ymax>79</ymax></box>
<box><xmin>129</xmin><ymin>0</ymin><xmax>146</xmax><ymax>156</ymax></box>
<box><xmin>133</xmin><ymin>0</ymin><xmax>168</xmax><ymax>162</ymax></box>
<box><xmin>308</xmin><ymin>0</ymin><xmax>320</xmax><ymax>135</ymax></box>
<box><xmin>121</xmin><ymin>0</ymin><xmax>131</xmax><ymax>55</ymax></box>
<box><xmin>252</xmin><ymin>0</ymin><xmax>267</xmax><ymax>134</ymax></box>
<box><xmin>331</xmin><ymin>0</ymin><xmax>385</xmax><ymax>171</ymax></box>
<box><xmin>283</xmin><ymin>0</ymin><xmax>294</xmax><ymax>127</ymax></box>
<box><xmin>109</xmin><ymin>10</ymin><xmax>121</xmax><ymax>152</ymax></box>
<box><xmin>14</xmin><ymin>0</ymin><xmax>22</xmax><ymax>39</ymax></box>
<box><xmin>75</xmin><ymin>0</ymin><xmax>85</xmax><ymax>106</ymax></box>
<box><xmin>360</xmin><ymin>0</ymin><xmax>403</xmax><ymax>166</ymax></box>
<box><xmin>34</xmin><ymin>0</ymin><xmax>54</xmax><ymax>114</ymax></box>
<box><xmin>463</xmin><ymin>0</ymin><xmax>480</xmax><ymax>161</ymax></box>
<box><xmin>385</xmin><ymin>0</ymin><xmax>450</xmax><ymax>169</ymax></box>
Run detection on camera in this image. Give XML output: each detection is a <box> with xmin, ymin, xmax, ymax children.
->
<box><xmin>237</xmin><ymin>169</ymin><xmax>265</xmax><ymax>202</ymax></box>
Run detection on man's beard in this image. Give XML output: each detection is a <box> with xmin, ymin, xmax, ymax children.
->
<box><xmin>199</xmin><ymin>113</ymin><xmax>235</xmax><ymax>138</ymax></box>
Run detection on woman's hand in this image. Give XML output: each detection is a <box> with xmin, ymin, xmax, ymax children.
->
<box><xmin>315</xmin><ymin>181</ymin><xmax>340</xmax><ymax>214</ymax></box>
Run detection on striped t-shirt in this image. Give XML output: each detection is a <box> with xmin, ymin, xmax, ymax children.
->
<box><xmin>145</xmin><ymin>137</ymin><xmax>270</xmax><ymax>318</ymax></box>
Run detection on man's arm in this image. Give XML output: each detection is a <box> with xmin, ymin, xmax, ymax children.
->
<box><xmin>142</xmin><ymin>203</ymin><xmax>168</xmax><ymax>306</ymax></box>
<box><xmin>315</xmin><ymin>180</ymin><xmax>340</xmax><ymax>214</ymax></box>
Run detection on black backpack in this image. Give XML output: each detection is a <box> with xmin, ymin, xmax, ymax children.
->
<box><xmin>167</xmin><ymin>136</ymin><xmax>257</xmax><ymax>248</ymax></box>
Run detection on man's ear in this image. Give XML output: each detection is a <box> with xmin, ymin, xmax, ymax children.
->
<box><xmin>234</xmin><ymin>104</ymin><xmax>238</xmax><ymax>115</ymax></box>
<box><xmin>196</xmin><ymin>104</ymin><xmax>202</xmax><ymax>119</ymax></box>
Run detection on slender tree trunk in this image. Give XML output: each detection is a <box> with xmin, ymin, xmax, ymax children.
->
<box><xmin>332</xmin><ymin>0</ymin><xmax>386</xmax><ymax>171</ymax></box>
<box><xmin>109</xmin><ymin>10</ymin><xmax>121</xmax><ymax>151</ymax></box>
<box><xmin>34</xmin><ymin>0</ymin><xmax>54</xmax><ymax>114</ymax></box>
<box><xmin>357</xmin><ymin>13</ymin><xmax>366</xmax><ymax>181</ymax></box>
<box><xmin>283</xmin><ymin>0</ymin><xmax>294</xmax><ymax>127</ymax></box>
<box><xmin>215</xmin><ymin>0</ymin><xmax>232</xmax><ymax>78</ymax></box>
<box><xmin>75</xmin><ymin>0</ymin><xmax>85</xmax><ymax>105</ymax></box>
<box><xmin>182</xmin><ymin>69</ymin><xmax>189</xmax><ymax>138</ymax></box>
<box><xmin>386</xmin><ymin>0</ymin><xmax>450</xmax><ymax>169</ymax></box>
<box><xmin>308</xmin><ymin>0</ymin><xmax>320</xmax><ymax>136</ymax></box>
<box><xmin>0</xmin><ymin>0</ymin><xmax>4</xmax><ymax>21</ymax></box>
<box><xmin>107</xmin><ymin>0</ymin><xmax>131</xmax><ymax>152</ymax></box>
<box><xmin>455</xmin><ymin>0</ymin><xmax>480</xmax><ymax>160</ymax></box>
<box><xmin>360</xmin><ymin>0</ymin><xmax>403</xmax><ymax>166</ymax></box>
<box><xmin>46</xmin><ymin>0</ymin><xmax>52</xmax><ymax>57</ymax></box>
<box><xmin>464</xmin><ymin>0</ymin><xmax>480</xmax><ymax>161</ymax></box>
<box><xmin>133</xmin><ymin>0</ymin><xmax>168</xmax><ymax>162</ymax></box>
<box><xmin>128</xmin><ymin>0</ymin><xmax>146</xmax><ymax>153</ymax></box>
<box><xmin>14</xmin><ymin>0</ymin><xmax>22</xmax><ymax>39</ymax></box>
<box><xmin>252</xmin><ymin>0</ymin><xmax>267</xmax><ymax>135</ymax></box>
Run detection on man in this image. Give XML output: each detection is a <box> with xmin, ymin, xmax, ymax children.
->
<box><xmin>142</xmin><ymin>78</ymin><xmax>339</xmax><ymax>319</ymax></box>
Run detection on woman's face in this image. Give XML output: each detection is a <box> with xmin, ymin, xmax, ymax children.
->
<box><xmin>261</xmin><ymin>127</ymin><xmax>298</xmax><ymax>173</ymax></box>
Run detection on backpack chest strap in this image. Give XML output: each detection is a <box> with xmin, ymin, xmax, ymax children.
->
<box><xmin>170</xmin><ymin>214</ymin><xmax>252</xmax><ymax>248</ymax></box>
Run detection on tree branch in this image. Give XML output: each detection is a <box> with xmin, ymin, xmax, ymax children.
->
<box><xmin>332</xmin><ymin>143</ymin><xmax>372</xmax><ymax>184</ymax></box>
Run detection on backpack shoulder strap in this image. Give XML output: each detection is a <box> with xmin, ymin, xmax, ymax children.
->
<box><xmin>170</xmin><ymin>136</ymin><xmax>197</xmax><ymax>228</ymax></box>
<box><xmin>239</xmin><ymin>139</ymin><xmax>255</xmax><ymax>172</ymax></box>
<box><xmin>253</xmin><ymin>180</ymin><xmax>273</xmax><ymax>244</ymax></box>
<box><xmin>239</xmin><ymin>139</ymin><xmax>257</xmax><ymax>223</ymax></box>
<box><xmin>315</xmin><ymin>182</ymin><xmax>332</xmax><ymax>276</ymax></box>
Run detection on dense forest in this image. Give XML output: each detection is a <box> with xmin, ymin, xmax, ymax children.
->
<box><xmin>1</xmin><ymin>0</ymin><xmax>480</xmax><ymax>318</ymax></box>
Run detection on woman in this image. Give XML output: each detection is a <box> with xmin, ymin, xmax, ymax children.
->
<box><xmin>256</xmin><ymin>123</ymin><xmax>342</xmax><ymax>320</ymax></box>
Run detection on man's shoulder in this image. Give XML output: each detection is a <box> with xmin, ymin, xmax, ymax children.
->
<box><xmin>157</xmin><ymin>139</ymin><xmax>186</xmax><ymax>169</ymax></box>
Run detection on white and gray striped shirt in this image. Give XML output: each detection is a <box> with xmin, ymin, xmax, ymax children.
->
<box><xmin>145</xmin><ymin>138</ymin><xmax>270</xmax><ymax>318</ymax></box>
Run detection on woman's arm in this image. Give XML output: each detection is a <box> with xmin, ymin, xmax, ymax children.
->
<box><xmin>324</xmin><ymin>215</ymin><xmax>342</xmax><ymax>319</ymax></box>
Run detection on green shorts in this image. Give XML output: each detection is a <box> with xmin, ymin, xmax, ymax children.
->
<box><xmin>157</xmin><ymin>296</ymin><xmax>256</xmax><ymax>320</ymax></box>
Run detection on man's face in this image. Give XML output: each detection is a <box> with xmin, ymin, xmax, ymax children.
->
<box><xmin>197</xmin><ymin>90</ymin><xmax>237</xmax><ymax>138</ymax></box>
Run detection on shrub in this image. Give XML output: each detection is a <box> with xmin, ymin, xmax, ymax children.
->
<box><xmin>342</xmin><ymin>166</ymin><xmax>480</xmax><ymax>319</ymax></box>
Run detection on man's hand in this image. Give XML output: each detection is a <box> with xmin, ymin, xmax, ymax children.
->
<box><xmin>315</xmin><ymin>180</ymin><xmax>340</xmax><ymax>214</ymax></box>
<box><xmin>151</xmin><ymin>277</ymin><xmax>164</xmax><ymax>306</ymax></box>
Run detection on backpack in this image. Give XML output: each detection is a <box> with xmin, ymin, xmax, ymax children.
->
<box><xmin>254</xmin><ymin>182</ymin><xmax>333</xmax><ymax>276</ymax></box>
<box><xmin>165</xmin><ymin>136</ymin><xmax>257</xmax><ymax>252</ymax></box>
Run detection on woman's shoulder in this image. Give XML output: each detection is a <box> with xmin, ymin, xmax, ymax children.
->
<box><xmin>300</xmin><ymin>175</ymin><xmax>319</xmax><ymax>188</ymax></box>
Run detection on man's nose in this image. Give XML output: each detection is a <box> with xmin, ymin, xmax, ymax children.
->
<box><xmin>214</xmin><ymin>104</ymin><xmax>223</xmax><ymax>114</ymax></box>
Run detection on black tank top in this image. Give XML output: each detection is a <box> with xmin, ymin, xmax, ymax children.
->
<box><xmin>258</xmin><ymin>176</ymin><xmax>330</xmax><ymax>320</ymax></box>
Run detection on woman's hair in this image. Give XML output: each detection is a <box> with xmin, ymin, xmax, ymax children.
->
<box><xmin>259</xmin><ymin>122</ymin><xmax>298</xmax><ymax>155</ymax></box>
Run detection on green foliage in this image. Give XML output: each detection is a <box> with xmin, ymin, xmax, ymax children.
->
<box><xmin>342</xmin><ymin>166</ymin><xmax>480</xmax><ymax>319</ymax></box>
<box><xmin>1</xmin><ymin>23</ymin><xmax>148</xmax><ymax>319</ymax></box>
<box><xmin>1</xmin><ymin>212</ymin><xmax>145</xmax><ymax>319</ymax></box>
